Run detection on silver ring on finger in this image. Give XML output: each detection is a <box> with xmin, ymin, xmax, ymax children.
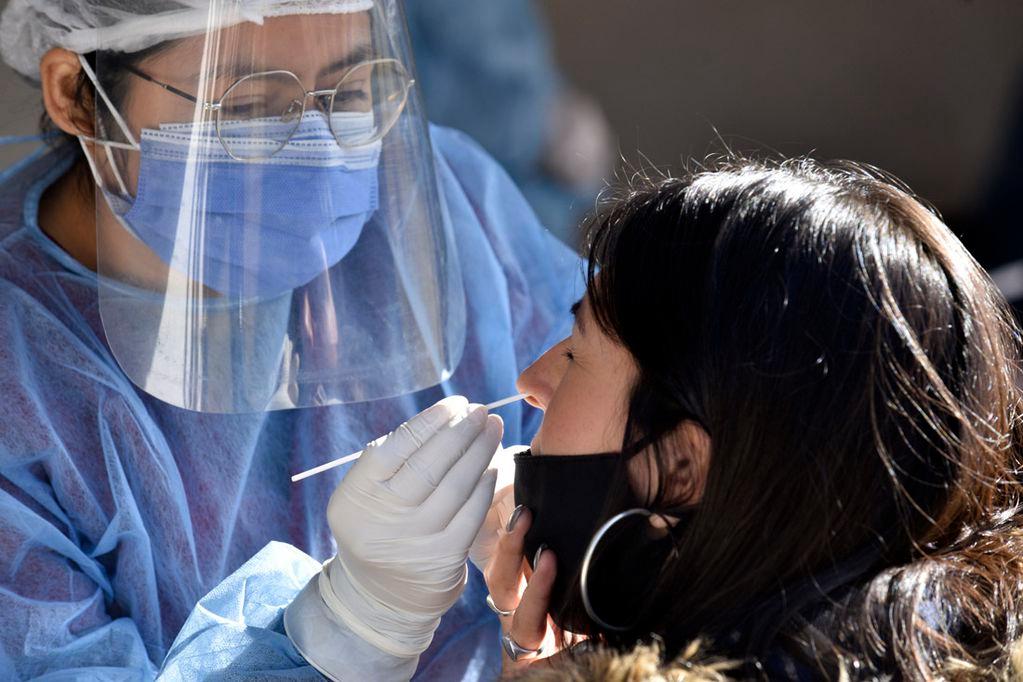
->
<box><xmin>486</xmin><ymin>593</ymin><xmax>516</xmax><ymax>617</ymax></box>
<box><xmin>501</xmin><ymin>632</ymin><xmax>544</xmax><ymax>662</ymax></box>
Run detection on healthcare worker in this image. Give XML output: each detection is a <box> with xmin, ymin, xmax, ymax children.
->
<box><xmin>0</xmin><ymin>1</ymin><xmax>580</xmax><ymax>679</ymax></box>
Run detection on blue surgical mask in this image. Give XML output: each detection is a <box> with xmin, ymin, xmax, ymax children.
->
<box><xmin>107</xmin><ymin>112</ymin><xmax>381</xmax><ymax>299</ymax></box>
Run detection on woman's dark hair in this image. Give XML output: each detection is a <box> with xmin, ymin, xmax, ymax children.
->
<box><xmin>575</xmin><ymin>157</ymin><xmax>1023</xmax><ymax>678</ymax></box>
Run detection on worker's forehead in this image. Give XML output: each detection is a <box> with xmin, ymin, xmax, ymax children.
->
<box><xmin>141</xmin><ymin>13</ymin><xmax>373</xmax><ymax>82</ymax></box>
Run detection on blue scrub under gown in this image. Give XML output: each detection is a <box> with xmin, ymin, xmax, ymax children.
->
<box><xmin>0</xmin><ymin>125</ymin><xmax>582</xmax><ymax>680</ymax></box>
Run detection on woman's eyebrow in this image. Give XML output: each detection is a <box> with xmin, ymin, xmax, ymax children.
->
<box><xmin>570</xmin><ymin>299</ymin><xmax>587</xmax><ymax>335</ymax></box>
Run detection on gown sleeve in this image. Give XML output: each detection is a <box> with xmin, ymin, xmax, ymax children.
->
<box><xmin>0</xmin><ymin>281</ymin><xmax>162</xmax><ymax>679</ymax></box>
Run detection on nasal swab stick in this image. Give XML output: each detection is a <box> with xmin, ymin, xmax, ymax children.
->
<box><xmin>290</xmin><ymin>394</ymin><xmax>526</xmax><ymax>483</ymax></box>
<box><xmin>480</xmin><ymin>393</ymin><xmax>527</xmax><ymax>410</ymax></box>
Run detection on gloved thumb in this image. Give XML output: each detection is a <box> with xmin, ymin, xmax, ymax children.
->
<box><xmin>468</xmin><ymin>446</ymin><xmax>523</xmax><ymax>572</ymax></box>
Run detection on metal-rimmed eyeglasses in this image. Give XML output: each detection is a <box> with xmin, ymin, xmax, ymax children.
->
<box><xmin>122</xmin><ymin>58</ymin><xmax>414</xmax><ymax>161</ymax></box>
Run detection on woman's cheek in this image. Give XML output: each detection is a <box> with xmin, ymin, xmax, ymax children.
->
<box><xmin>531</xmin><ymin>396</ymin><xmax>579</xmax><ymax>454</ymax></box>
<box><xmin>534</xmin><ymin>390</ymin><xmax>621</xmax><ymax>455</ymax></box>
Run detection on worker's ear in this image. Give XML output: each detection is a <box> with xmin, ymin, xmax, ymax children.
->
<box><xmin>40</xmin><ymin>47</ymin><xmax>95</xmax><ymax>137</ymax></box>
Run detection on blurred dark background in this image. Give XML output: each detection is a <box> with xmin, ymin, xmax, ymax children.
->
<box><xmin>2</xmin><ymin>0</ymin><xmax>1021</xmax><ymax>286</ymax></box>
<box><xmin>537</xmin><ymin>0</ymin><xmax>1023</xmax><ymax>279</ymax></box>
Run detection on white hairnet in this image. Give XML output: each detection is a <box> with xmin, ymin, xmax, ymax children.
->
<box><xmin>0</xmin><ymin>0</ymin><xmax>374</xmax><ymax>82</ymax></box>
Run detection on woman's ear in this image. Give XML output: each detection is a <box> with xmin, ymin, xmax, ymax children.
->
<box><xmin>40</xmin><ymin>48</ymin><xmax>94</xmax><ymax>137</ymax></box>
<box><xmin>662</xmin><ymin>420</ymin><xmax>711</xmax><ymax>505</ymax></box>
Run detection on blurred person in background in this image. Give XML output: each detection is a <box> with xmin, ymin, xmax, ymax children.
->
<box><xmin>406</xmin><ymin>0</ymin><xmax>614</xmax><ymax>247</ymax></box>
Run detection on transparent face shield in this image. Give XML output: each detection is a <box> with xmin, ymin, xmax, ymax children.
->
<box><xmin>81</xmin><ymin>1</ymin><xmax>465</xmax><ymax>413</ymax></box>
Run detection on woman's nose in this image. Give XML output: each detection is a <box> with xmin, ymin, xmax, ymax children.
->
<box><xmin>515</xmin><ymin>338</ymin><xmax>569</xmax><ymax>411</ymax></box>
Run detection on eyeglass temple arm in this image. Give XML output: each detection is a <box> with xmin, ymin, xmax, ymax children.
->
<box><xmin>121</xmin><ymin>63</ymin><xmax>200</xmax><ymax>105</ymax></box>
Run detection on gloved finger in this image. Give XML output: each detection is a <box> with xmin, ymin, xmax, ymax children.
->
<box><xmin>420</xmin><ymin>415</ymin><xmax>504</xmax><ymax>530</ymax></box>
<box><xmin>443</xmin><ymin>467</ymin><xmax>498</xmax><ymax>551</ymax></box>
<box><xmin>386</xmin><ymin>404</ymin><xmax>488</xmax><ymax>504</ymax></box>
<box><xmin>484</xmin><ymin>507</ymin><xmax>531</xmax><ymax>615</ymax></box>
<box><xmin>489</xmin><ymin>444</ymin><xmax>522</xmax><ymax>492</ymax></box>
<box><xmin>360</xmin><ymin>396</ymin><xmax>469</xmax><ymax>481</ymax></box>
<box><xmin>508</xmin><ymin>547</ymin><xmax>557</xmax><ymax>650</ymax></box>
<box><xmin>468</xmin><ymin>479</ymin><xmax>517</xmax><ymax>573</ymax></box>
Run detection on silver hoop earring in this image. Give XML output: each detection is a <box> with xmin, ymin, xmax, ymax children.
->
<box><xmin>579</xmin><ymin>507</ymin><xmax>653</xmax><ymax>632</ymax></box>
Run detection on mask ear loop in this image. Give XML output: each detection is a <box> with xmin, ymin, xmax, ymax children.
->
<box><xmin>76</xmin><ymin>53</ymin><xmax>139</xmax><ymax>198</ymax></box>
<box><xmin>101</xmin><ymin>133</ymin><xmax>131</xmax><ymax>197</ymax></box>
<box><xmin>579</xmin><ymin>507</ymin><xmax>654</xmax><ymax>632</ymax></box>
<box><xmin>77</xmin><ymin>54</ymin><xmax>139</xmax><ymax>148</ymax></box>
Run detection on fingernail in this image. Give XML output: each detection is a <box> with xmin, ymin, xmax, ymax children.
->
<box><xmin>466</xmin><ymin>405</ymin><xmax>487</xmax><ymax>424</ymax></box>
<box><xmin>532</xmin><ymin>544</ymin><xmax>547</xmax><ymax>571</ymax></box>
<box><xmin>484</xmin><ymin>416</ymin><xmax>504</xmax><ymax>441</ymax></box>
<box><xmin>437</xmin><ymin>395</ymin><xmax>469</xmax><ymax>413</ymax></box>
<box><xmin>506</xmin><ymin>505</ymin><xmax>525</xmax><ymax>532</ymax></box>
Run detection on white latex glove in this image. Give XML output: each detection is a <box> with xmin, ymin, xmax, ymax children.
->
<box><xmin>468</xmin><ymin>444</ymin><xmax>527</xmax><ymax>573</ymax></box>
<box><xmin>318</xmin><ymin>396</ymin><xmax>502</xmax><ymax>660</ymax></box>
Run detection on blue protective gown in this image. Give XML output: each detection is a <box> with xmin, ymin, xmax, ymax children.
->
<box><xmin>0</xmin><ymin>125</ymin><xmax>582</xmax><ymax>680</ymax></box>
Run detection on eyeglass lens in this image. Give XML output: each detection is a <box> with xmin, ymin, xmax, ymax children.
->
<box><xmin>215</xmin><ymin>61</ymin><xmax>410</xmax><ymax>160</ymax></box>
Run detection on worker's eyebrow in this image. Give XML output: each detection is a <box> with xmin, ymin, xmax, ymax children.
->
<box><xmin>316</xmin><ymin>43</ymin><xmax>375</xmax><ymax>81</ymax></box>
<box><xmin>190</xmin><ymin>42</ymin><xmax>375</xmax><ymax>84</ymax></box>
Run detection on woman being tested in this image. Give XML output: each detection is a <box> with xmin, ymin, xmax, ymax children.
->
<box><xmin>323</xmin><ymin>158</ymin><xmax>1023</xmax><ymax>678</ymax></box>
<box><xmin>0</xmin><ymin>0</ymin><xmax>580</xmax><ymax>679</ymax></box>
<box><xmin>475</xmin><ymin>159</ymin><xmax>1023</xmax><ymax>678</ymax></box>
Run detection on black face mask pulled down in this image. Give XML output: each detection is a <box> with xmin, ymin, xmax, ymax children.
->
<box><xmin>513</xmin><ymin>449</ymin><xmax>690</xmax><ymax>636</ymax></box>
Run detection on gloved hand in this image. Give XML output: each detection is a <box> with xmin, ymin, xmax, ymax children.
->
<box><xmin>319</xmin><ymin>396</ymin><xmax>502</xmax><ymax>658</ymax></box>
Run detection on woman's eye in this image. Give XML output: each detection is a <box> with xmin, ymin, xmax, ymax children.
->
<box><xmin>562</xmin><ymin>348</ymin><xmax>576</xmax><ymax>362</ymax></box>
